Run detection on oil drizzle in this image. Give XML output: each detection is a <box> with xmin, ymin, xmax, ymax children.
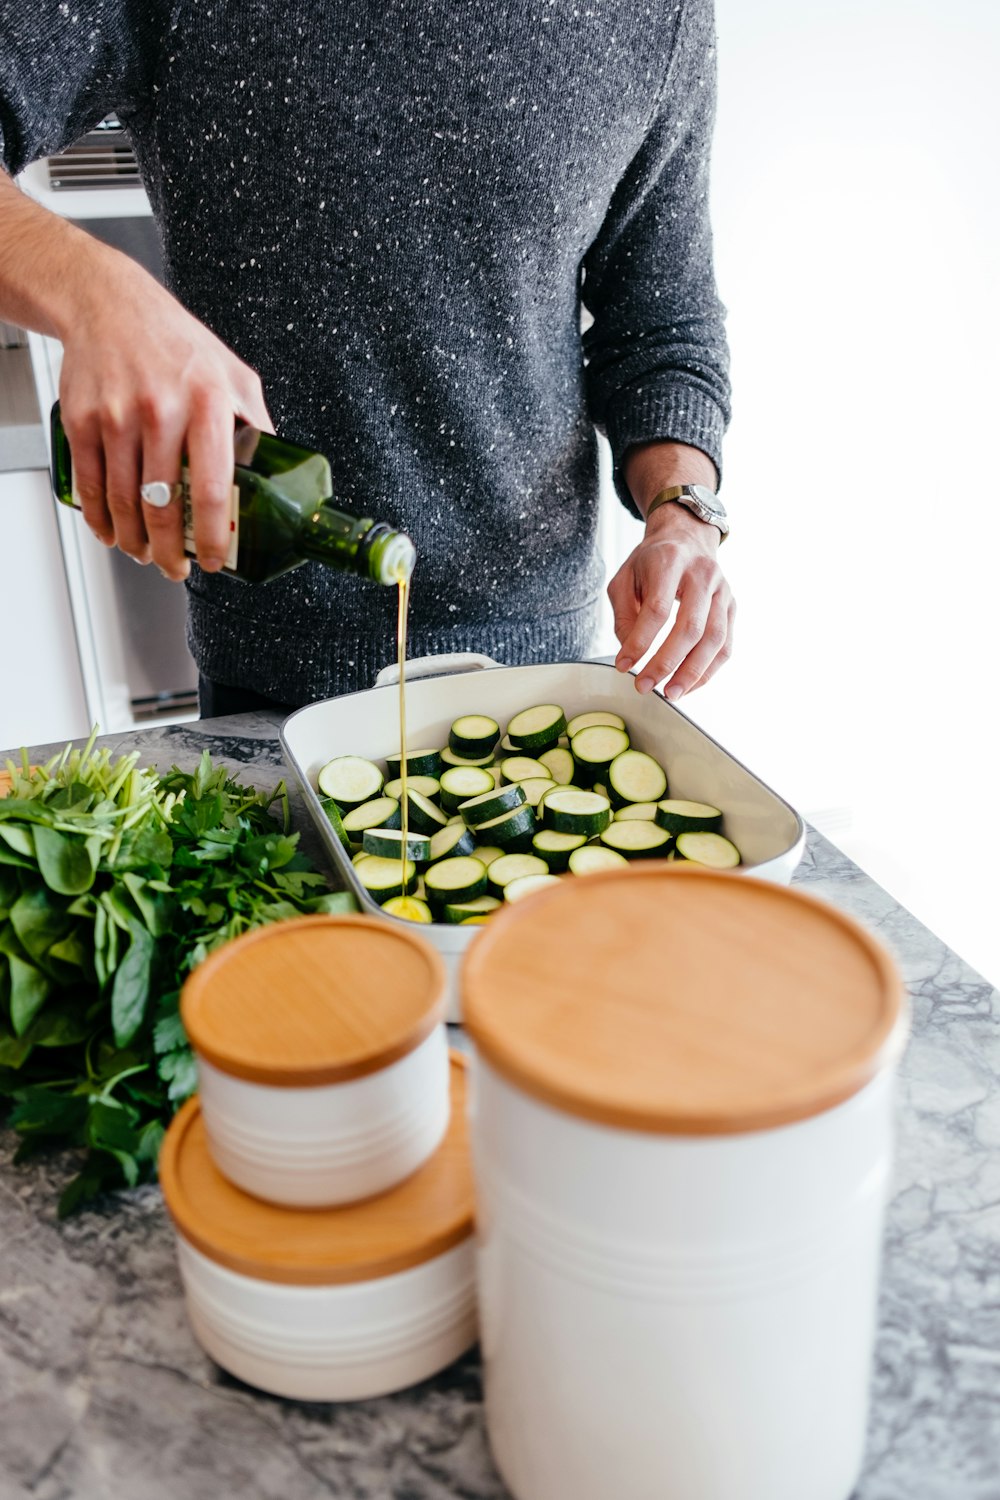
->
<box><xmin>396</xmin><ymin>576</ymin><xmax>410</xmax><ymax>898</ymax></box>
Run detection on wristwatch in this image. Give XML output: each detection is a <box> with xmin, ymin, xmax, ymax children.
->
<box><xmin>645</xmin><ymin>484</ymin><xmax>729</xmax><ymax>541</ymax></box>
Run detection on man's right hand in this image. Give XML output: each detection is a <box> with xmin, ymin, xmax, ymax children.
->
<box><xmin>0</xmin><ymin>167</ymin><xmax>272</xmax><ymax>580</ymax></box>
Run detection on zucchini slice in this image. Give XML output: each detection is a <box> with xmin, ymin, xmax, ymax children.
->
<box><xmin>474</xmin><ymin>803</ymin><xmax>536</xmax><ymax>850</ymax></box>
<box><xmin>385</xmin><ymin>748</ymin><xmax>442</xmax><ymax>779</ymax></box>
<box><xmin>531</xmin><ymin>828</ymin><xmax>586</xmax><ymax>871</ymax></box>
<box><xmin>342</xmin><ymin>796</ymin><xmax>401</xmax><ymax>837</ymax></box>
<box><xmin>362</xmin><ymin>826</ymin><xmax>433</xmax><ymax>862</ymax></box>
<box><xmin>448</xmin><ymin>714</ymin><xmax>500</xmax><ymax>759</ymax></box>
<box><xmin>599</xmin><ymin>821</ymin><xmax>673</xmax><ymax>859</ymax></box>
<box><xmin>320</xmin><ymin>796</ymin><xmax>353</xmax><ymax>853</ymax></box>
<box><xmin>384</xmin><ymin>774</ymin><xmax>440</xmax><ymax>802</ymax></box>
<box><xmin>459</xmin><ymin>916</ymin><xmax>491</xmax><ymax>925</ymax></box>
<box><xmin>537</xmin><ymin>746</ymin><xmax>576</xmax><ymax>785</ymax></box>
<box><xmin>355</xmin><ymin>856</ymin><xmax>417</xmax><ymax>902</ymax></box>
<box><xmin>317</xmin><ymin>756</ymin><xmax>384</xmax><ymax>808</ymax></box>
<box><xmin>565</xmin><ymin>710</ymin><xmax>626</xmax><ymax>739</ymax></box>
<box><xmin>607</xmin><ymin>749</ymin><xmax>667</xmax><ymax>808</ymax></box>
<box><xmin>506</xmin><ymin>704</ymin><xmax>567</xmax><ymax>749</ymax></box>
<box><xmin>674</xmin><ymin>831</ymin><xmax>741</xmax><ymax>869</ymax></box>
<box><xmin>405</xmin><ymin>788</ymin><xmax>450</xmax><ymax>834</ymax></box>
<box><xmin>568</xmin><ymin>845</ymin><xmax>629</xmax><ymax>876</ymax></box>
<box><xmin>487</xmin><ymin>852</ymin><xmax>549</xmax><ymax>891</ymax></box>
<box><xmin>424</xmin><ymin>855</ymin><xmax>488</xmax><ymax>905</ymax></box>
<box><xmin>654</xmin><ymin>800</ymin><xmax>724</xmax><ymax>835</ymax></box>
<box><xmin>541</xmin><ymin>789</ymin><xmax>612</xmax><ymax>837</ymax></box>
<box><xmin>538</xmin><ymin>781</ymin><xmax>584</xmax><ymax>809</ymax></box>
<box><xmin>471</xmin><ymin>844</ymin><xmax>505</xmax><ymax>869</ymax></box>
<box><xmin>439</xmin><ymin>764</ymin><xmax>496</xmax><ymax>813</ymax></box>
<box><xmin>459</xmin><ymin>782</ymin><xmax>527</xmax><ymax>827</ymax></box>
<box><xmin>439</xmin><ymin>747</ymin><xmax>495</xmax><ymax>769</ymax></box>
<box><xmin>517</xmin><ymin>776</ymin><xmax>556</xmax><ymax>808</ymax></box>
<box><xmin>504</xmin><ymin>873</ymin><xmax>562</xmax><ymax>903</ymax></box>
<box><xmin>570</xmin><ymin>725</ymin><xmax>630</xmax><ymax>785</ymax></box>
<box><xmin>499</xmin><ymin>755</ymin><xmax>550</xmax><ymax>783</ymax></box>
<box><xmin>428</xmin><ymin>821</ymin><xmax>478</xmax><ymax>862</ymax></box>
<box><xmin>443</xmin><ymin>894</ymin><xmax>503</xmax><ymax>923</ymax></box>
<box><xmin>382</xmin><ymin>895</ymin><xmax>434</xmax><ymax>923</ymax></box>
<box><xmin>614</xmin><ymin>802</ymin><xmax>661</xmax><ymax>822</ymax></box>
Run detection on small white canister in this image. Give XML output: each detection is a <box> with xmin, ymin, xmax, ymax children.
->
<box><xmin>463</xmin><ymin>865</ymin><xmax>907</xmax><ymax>1500</ymax></box>
<box><xmin>159</xmin><ymin>1052</ymin><xmax>477</xmax><ymax>1401</ymax></box>
<box><xmin>181</xmin><ymin>913</ymin><xmax>449</xmax><ymax>1207</ymax></box>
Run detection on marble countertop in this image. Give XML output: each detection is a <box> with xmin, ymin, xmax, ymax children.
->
<box><xmin>1</xmin><ymin>713</ymin><xmax>998</xmax><ymax>1500</ymax></box>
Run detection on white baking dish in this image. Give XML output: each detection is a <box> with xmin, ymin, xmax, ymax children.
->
<box><xmin>280</xmin><ymin>654</ymin><xmax>806</xmax><ymax>1021</ymax></box>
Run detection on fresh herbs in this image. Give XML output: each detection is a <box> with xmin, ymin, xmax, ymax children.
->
<box><xmin>0</xmin><ymin>733</ymin><xmax>356</xmax><ymax>1216</ymax></box>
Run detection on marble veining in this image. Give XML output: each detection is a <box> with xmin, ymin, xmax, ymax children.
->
<box><xmin>1</xmin><ymin>717</ymin><xmax>998</xmax><ymax>1500</ymax></box>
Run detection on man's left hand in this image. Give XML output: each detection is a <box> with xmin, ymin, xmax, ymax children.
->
<box><xmin>609</xmin><ymin>448</ymin><xmax>735</xmax><ymax>699</ymax></box>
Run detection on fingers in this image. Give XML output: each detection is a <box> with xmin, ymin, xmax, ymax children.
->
<box><xmin>233</xmin><ymin>367</ymin><xmax>275</xmax><ymax>435</ymax></box>
<box><xmin>139</xmin><ymin>397</ymin><xmax>189</xmax><ymax>581</ymax></box>
<box><xmin>640</xmin><ymin>583</ymin><xmax>733</xmax><ymax>700</ymax></box>
<box><xmin>607</xmin><ymin>562</ymin><xmax>641</xmax><ymax>667</ymax></box>
<box><xmin>61</xmin><ymin>406</ymin><xmax>113</xmax><ymax>545</ymax></box>
<box><xmin>615</xmin><ymin>550</ymin><xmax>686</xmax><ymax>673</ymax></box>
<box><xmin>686</xmin><ymin>596</ymin><xmax>736</xmax><ymax>694</ymax></box>
<box><xmin>101</xmin><ymin>405</ymin><xmax>149</xmax><ymax>563</ymax></box>
<box><xmin>185</xmin><ymin>391</ymin><xmax>238</xmax><ymax>571</ymax></box>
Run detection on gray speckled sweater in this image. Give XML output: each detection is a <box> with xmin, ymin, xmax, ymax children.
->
<box><xmin>1</xmin><ymin>0</ymin><xmax>730</xmax><ymax>703</ymax></box>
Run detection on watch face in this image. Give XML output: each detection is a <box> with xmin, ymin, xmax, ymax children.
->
<box><xmin>690</xmin><ymin>484</ymin><xmax>723</xmax><ymax>514</ymax></box>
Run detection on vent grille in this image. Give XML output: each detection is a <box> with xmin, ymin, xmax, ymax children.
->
<box><xmin>46</xmin><ymin>116</ymin><xmax>141</xmax><ymax>192</ymax></box>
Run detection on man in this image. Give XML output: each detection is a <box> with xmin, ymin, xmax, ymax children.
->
<box><xmin>0</xmin><ymin>0</ymin><xmax>733</xmax><ymax>716</ymax></box>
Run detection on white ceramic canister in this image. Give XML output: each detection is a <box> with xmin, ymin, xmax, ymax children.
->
<box><xmin>159</xmin><ymin>1052</ymin><xmax>477</xmax><ymax>1401</ymax></box>
<box><xmin>462</xmin><ymin>864</ymin><xmax>908</xmax><ymax>1500</ymax></box>
<box><xmin>181</xmin><ymin>913</ymin><xmax>449</xmax><ymax>1207</ymax></box>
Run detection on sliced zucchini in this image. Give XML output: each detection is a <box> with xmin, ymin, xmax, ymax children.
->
<box><xmin>459</xmin><ymin>782</ymin><xmax>526</xmax><ymax>827</ymax></box>
<box><xmin>517</xmin><ymin>776</ymin><xmax>556</xmax><ymax>808</ymax></box>
<box><xmin>655</xmin><ymin>800</ymin><xmax>724</xmax><ymax>835</ymax></box>
<box><xmin>459</xmin><ymin>916</ymin><xmax>490</xmax><ymax>925</ymax></box>
<box><xmin>384</xmin><ymin>774</ymin><xmax>440</xmax><ymax>802</ymax></box>
<box><xmin>319</xmin><ymin>796</ymin><xmax>353</xmax><ymax>853</ymax></box>
<box><xmin>504</xmin><ymin>873</ymin><xmax>562</xmax><ymax>903</ymax></box>
<box><xmin>538</xmin><ymin>746</ymin><xmax>576</xmax><ymax>785</ymax></box>
<box><xmin>439</xmin><ymin>764</ymin><xmax>496</xmax><ymax>813</ymax></box>
<box><xmin>448</xmin><ymin>714</ymin><xmax>500</xmax><ymax>759</ymax></box>
<box><xmin>355</xmin><ymin>856</ymin><xmax>417</xmax><ymax>902</ymax></box>
<box><xmin>570</xmin><ymin>725</ymin><xmax>630</xmax><ymax>785</ymax></box>
<box><xmin>317</xmin><ymin>756</ymin><xmax>384</xmax><ymax>808</ymax></box>
<box><xmin>532</xmin><ymin>828</ymin><xmax>587</xmax><ymax>871</ymax></box>
<box><xmin>439</xmin><ymin>746</ymin><xmax>495</xmax><ymax>769</ymax></box>
<box><xmin>342</xmin><ymin>796</ymin><xmax>401</xmax><ymax>837</ymax></box>
<box><xmin>568</xmin><ymin>845</ymin><xmax>629</xmax><ymax>876</ymax></box>
<box><xmin>674</xmin><ymin>831</ymin><xmax>741</xmax><ymax>869</ymax></box>
<box><xmin>487</xmin><ymin>852</ymin><xmax>549</xmax><ymax>891</ymax></box>
<box><xmin>424</xmin><ymin>856</ymin><xmax>488</xmax><ymax>905</ymax></box>
<box><xmin>405</xmin><ymin>788</ymin><xmax>450</xmax><ymax>834</ymax></box>
<box><xmin>471</xmin><ymin>844</ymin><xmax>505</xmax><ymax>869</ymax></box>
<box><xmin>499</xmin><ymin>755</ymin><xmax>550</xmax><ymax>783</ymax></box>
<box><xmin>614</xmin><ymin>802</ymin><xmax>661</xmax><ymax>822</ymax></box>
<box><xmin>443</xmin><ymin>894</ymin><xmax>503</xmax><ymax>923</ymax></box>
<box><xmin>506</xmin><ymin>704</ymin><xmax>567</xmax><ymax>750</ymax></box>
<box><xmin>599</xmin><ymin>821</ymin><xmax>673</xmax><ymax>859</ymax></box>
<box><xmin>541</xmin><ymin>789</ymin><xmax>612</xmax><ymax>837</ymax></box>
<box><xmin>382</xmin><ymin>895</ymin><xmax>434</xmax><ymax>923</ymax></box>
<box><xmin>539</xmin><ymin>781</ymin><xmax>585</xmax><ymax>809</ymax></box>
<box><xmin>607</xmin><ymin>749</ymin><xmax>667</xmax><ymax>808</ymax></box>
<box><xmin>362</xmin><ymin>826</ymin><xmax>433</xmax><ymax>862</ymax></box>
<box><xmin>351</xmin><ymin>849</ymin><xmax>370</xmax><ymax>866</ymax></box>
<box><xmin>385</xmin><ymin>748</ymin><xmax>442</xmax><ymax>779</ymax></box>
<box><xmin>565</xmin><ymin>710</ymin><xmax>626</xmax><ymax>739</ymax></box>
<box><xmin>593</xmin><ymin>782</ymin><xmax>610</xmax><ymax>801</ymax></box>
<box><xmin>497</xmin><ymin>734</ymin><xmax>519</xmax><ymax>755</ymax></box>
<box><xmin>428</xmin><ymin>821</ymin><xmax>478</xmax><ymax>862</ymax></box>
<box><xmin>474</xmin><ymin>802</ymin><xmax>536</xmax><ymax>850</ymax></box>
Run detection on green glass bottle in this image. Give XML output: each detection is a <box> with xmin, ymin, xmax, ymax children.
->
<box><xmin>49</xmin><ymin>403</ymin><xmax>415</xmax><ymax>586</ymax></box>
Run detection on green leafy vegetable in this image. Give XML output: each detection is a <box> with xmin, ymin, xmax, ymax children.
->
<box><xmin>0</xmin><ymin>733</ymin><xmax>357</xmax><ymax>1214</ymax></box>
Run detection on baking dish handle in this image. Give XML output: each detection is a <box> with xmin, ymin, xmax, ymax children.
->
<box><xmin>374</xmin><ymin>652</ymin><xmax>501</xmax><ymax>688</ymax></box>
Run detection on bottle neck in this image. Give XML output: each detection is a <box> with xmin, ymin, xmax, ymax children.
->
<box><xmin>298</xmin><ymin>505</ymin><xmax>416</xmax><ymax>584</ymax></box>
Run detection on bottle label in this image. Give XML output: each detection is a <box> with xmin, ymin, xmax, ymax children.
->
<box><xmin>180</xmin><ymin>469</ymin><xmax>240</xmax><ymax>571</ymax></box>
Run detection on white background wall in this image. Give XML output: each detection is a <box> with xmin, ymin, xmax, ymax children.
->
<box><xmin>601</xmin><ymin>0</ymin><xmax>999</xmax><ymax>982</ymax></box>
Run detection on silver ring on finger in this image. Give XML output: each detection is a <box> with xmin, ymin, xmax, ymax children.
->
<box><xmin>140</xmin><ymin>480</ymin><xmax>183</xmax><ymax>509</ymax></box>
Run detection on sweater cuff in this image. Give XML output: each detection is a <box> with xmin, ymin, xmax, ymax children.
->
<box><xmin>604</xmin><ymin>383</ymin><xmax>728</xmax><ymax>521</ymax></box>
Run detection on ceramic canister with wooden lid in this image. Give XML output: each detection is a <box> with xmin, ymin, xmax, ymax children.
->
<box><xmin>181</xmin><ymin>914</ymin><xmax>449</xmax><ymax>1207</ymax></box>
<box><xmin>462</xmin><ymin>865</ymin><xmax>908</xmax><ymax>1500</ymax></box>
<box><xmin>159</xmin><ymin>1051</ymin><xmax>476</xmax><ymax>1401</ymax></box>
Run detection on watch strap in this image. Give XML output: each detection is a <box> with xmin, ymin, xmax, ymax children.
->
<box><xmin>645</xmin><ymin>484</ymin><xmax>729</xmax><ymax>540</ymax></box>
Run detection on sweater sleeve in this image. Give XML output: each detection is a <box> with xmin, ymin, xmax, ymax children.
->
<box><xmin>582</xmin><ymin>0</ymin><xmax>731</xmax><ymax>519</ymax></box>
<box><xmin>0</xmin><ymin>0</ymin><xmax>171</xmax><ymax>176</ymax></box>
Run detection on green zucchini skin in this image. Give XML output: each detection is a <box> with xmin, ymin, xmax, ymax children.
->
<box><xmin>342</xmin><ymin>796</ymin><xmax>402</xmax><ymax>837</ymax></box>
<box><xmin>320</xmin><ymin>797</ymin><xmax>354</xmax><ymax>853</ymax></box>
<box><xmin>428</xmin><ymin>822</ymin><xmax>479</xmax><ymax>861</ymax></box>
<box><xmin>506</xmin><ymin>704</ymin><xmax>568</xmax><ymax>750</ymax></box>
<box><xmin>439</xmin><ymin>765</ymin><xmax>496</xmax><ymax>813</ymax></box>
<box><xmin>424</xmin><ymin>855</ymin><xmax>489</xmax><ymax>906</ymax></box>
<box><xmin>362</xmin><ymin>827</ymin><xmax>433</xmax><ymax>862</ymax></box>
<box><xmin>355</xmin><ymin>856</ymin><xmax>418</xmax><ymax>903</ymax></box>
<box><xmin>459</xmin><ymin>782</ymin><xmax>527</xmax><ymax>827</ymax></box>
<box><xmin>448</xmin><ymin>715</ymin><xmax>500</xmax><ymax>759</ymax></box>
<box><xmin>598</xmin><ymin>821</ymin><xmax>673</xmax><ymax>859</ymax></box>
<box><xmin>541</xmin><ymin>790</ymin><xmax>612</xmax><ymax>838</ymax></box>
<box><xmin>405</xmin><ymin>788</ymin><xmax>450</xmax><ymax>834</ymax></box>
<box><xmin>317</xmin><ymin>756</ymin><xmax>385</xmax><ymax>808</ymax></box>
<box><xmin>475</xmin><ymin>802</ymin><xmax>537</xmax><ymax>852</ymax></box>
<box><xmin>531</xmin><ymin>829</ymin><xmax>586</xmax><ymax>871</ymax></box>
<box><xmin>655</xmin><ymin>800</ymin><xmax>724</xmax><ymax>835</ymax></box>
<box><xmin>385</xmin><ymin>748</ymin><xmax>442</xmax><ymax>779</ymax></box>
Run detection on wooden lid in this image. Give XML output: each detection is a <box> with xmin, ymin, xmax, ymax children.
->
<box><xmin>181</xmin><ymin>914</ymin><xmax>446</xmax><ymax>1086</ymax></box>
<box><xmin>159</xmin><ymin>1053</ymin><xmax>473</xmax><ymax>1285</ymax></box>
<box><xmin>462</xmin><ymin>866</ymin><xmax>906</xmax><ymax>1136</ymax></box>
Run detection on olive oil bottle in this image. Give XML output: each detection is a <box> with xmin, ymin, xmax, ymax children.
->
<box><xmin>49</xmin><ymin>403</ymin><xmax>415</xmax><ymax>587</ymax></box>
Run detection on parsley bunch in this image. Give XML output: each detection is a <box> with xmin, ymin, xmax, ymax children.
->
<box><xmin>0</xmin><ymin>734</ymin><xmax>355</xmax><ymax>1215</ymax></box>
